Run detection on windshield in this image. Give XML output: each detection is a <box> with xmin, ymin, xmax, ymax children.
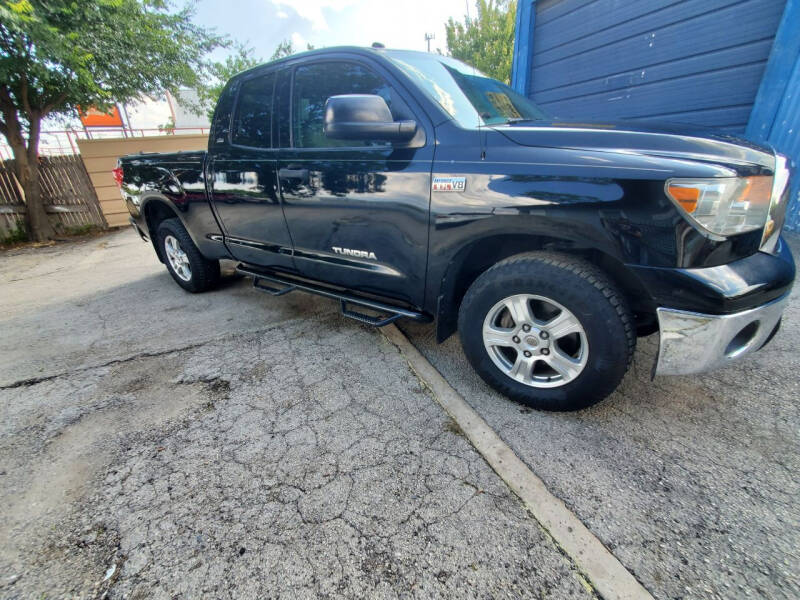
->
<box><xmin>386</xmin><ymin>52</ymin><xmax>548</xmax><ymax>127</ymax></box>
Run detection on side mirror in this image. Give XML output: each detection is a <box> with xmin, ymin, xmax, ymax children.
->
<box><xmin>323</xmin><ymin>94</ymin><xmax>418</xmax><ymax>143</ymax></box>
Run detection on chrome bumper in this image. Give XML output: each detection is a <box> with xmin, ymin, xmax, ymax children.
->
<box><xmin>655</xmin><ymin>294</ymin><xmax>789</xmax><ymax>375</ymax></box>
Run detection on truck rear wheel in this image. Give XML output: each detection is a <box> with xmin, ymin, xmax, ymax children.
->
<box><xmin>157</xmin><ymin>218</ymin><xmax>220</xmax><ymax>293</ymax></box>
<box><xmin>458</xmin><ymin>252</ymin><xmax>635</xmax><ymax>411</ymax></box>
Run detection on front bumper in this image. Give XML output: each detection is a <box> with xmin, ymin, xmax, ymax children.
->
<box><xmin>655</xmin><ymin>293</ymin><xmax>789</xmax><ymax>375</ymax></box>
<box><xmin>629</xmin><ymin>237</ymin><xmax>795</xmax><ymax>315</ymax></box>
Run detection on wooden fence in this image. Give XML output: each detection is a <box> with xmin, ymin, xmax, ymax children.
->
<box><xmin>0</xmin><ymin>155</ymin><xmax>107</xmax><ymax>240</ymax></box>
<box><xmin>77</xmin><ymin>134</ymin><xmax>207</xmax><ymax>227</ymax></box>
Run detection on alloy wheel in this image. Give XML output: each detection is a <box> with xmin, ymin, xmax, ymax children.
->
<box><xmin>164</xmin><ymin>235</ymin><xmax>192</xmax><ymax>282</ymax></box>
<box><xmin>482</xmin><ymin>294</ymin><xmax>588</xmax><ymax>388</ymax></box>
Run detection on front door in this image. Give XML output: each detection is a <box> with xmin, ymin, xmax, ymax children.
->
<box><xmin>209</xmin><ymin>69</ymin><xmax>294</xmax><ymax>270</ymax></box>
<box><xmin>277</xmin><ymin>59</ymin><xmax>433</xmax><ymax>308</ymax></box>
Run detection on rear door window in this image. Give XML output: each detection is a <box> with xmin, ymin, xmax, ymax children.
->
<box><xmin>274</xmin><ymin>69</ymin><xmax>292</xmax><ymax>149</ymax></box>
<box><xmin>232</xmin><ymin>72</ymin><xmax>276</xmax><ymax>148</ymax></box>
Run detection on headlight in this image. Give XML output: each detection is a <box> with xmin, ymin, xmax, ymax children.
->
<box><xmin>665</xmin><ymin>176</ymin><xmax>773</xmax><ymax>237</ymax></box>
<box><xmin>761</xmin><ymin>155</ymin><xmax>790</xmax><ymax>253</ymax></box>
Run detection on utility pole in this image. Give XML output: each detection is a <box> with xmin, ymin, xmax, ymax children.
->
<box><xmin>424</xmin><ymin>32</ymin><xmax>435</xmax><ymax>52</ymax></box>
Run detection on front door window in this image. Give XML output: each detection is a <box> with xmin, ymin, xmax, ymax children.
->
<box><xmin>291</xmin><ymin>61</ymin><xmax>406</xmax><ymax>148</ymax></box>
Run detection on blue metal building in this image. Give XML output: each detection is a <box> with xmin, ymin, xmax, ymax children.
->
<box><xmin>511</xmin><ymin>0</ymin><xmax>800</xmax><ymax>231</ymax></box>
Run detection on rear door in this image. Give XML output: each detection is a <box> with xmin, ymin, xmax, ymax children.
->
<box><xmin>276</xmin><ymin>58</ymin><xmax>434</xmax><ymax>308</ymax></box>
<box><xmin>208</xmin><ymin>69</ymin><xmax>295</xmax><ymax>269</ymax></box>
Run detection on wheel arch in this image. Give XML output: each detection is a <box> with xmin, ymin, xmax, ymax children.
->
<box><xmin>434</xmin><ymin>233</ymin><xmax>656</xmax><ymax>343</ymax></box>
<box><xmin>142</xmin><ymin>196</ymin><xmax>183</xmax><ymax>263</ymax></box>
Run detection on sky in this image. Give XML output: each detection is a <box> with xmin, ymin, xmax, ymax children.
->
<box><xmin>135</xmin><ymin>0</ymin><xmax>474</xmax><ymax>129</ymax></box>
<box><xmin>33</xmin><ymin>0</ymin><xmax>475</xmax><ymax>150</ymax></box>
<box><xmin>193</xmin><ymin>0</ymin><xmax>473</xmax><ymax>60</ymax></box>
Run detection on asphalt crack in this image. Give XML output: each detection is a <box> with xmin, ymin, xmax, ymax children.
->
<box><xmin>1</xmin><ymin>319</ymin><xmax>596</xmax><ymax>598</ymax></box>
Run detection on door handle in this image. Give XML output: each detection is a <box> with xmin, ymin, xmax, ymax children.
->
<box><xmin>279</xmin><ymin>166</ymin><xmax>309</xmax><ymax>182</ymax></box>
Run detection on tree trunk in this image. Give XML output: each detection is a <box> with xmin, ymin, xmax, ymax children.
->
<box><xmin>7</xmin><ymin>121</ymin><xmax>56</xmax><ymax>243</ymax></box>
<box><xmin>19</xmin><ymin>158</ymin><xmax>55</xmax><ymax>242</ymax></box>
<box><xmin>0</xmin><ymin>84</ymin><xmax>57</xmax><ymax>241</ymax></box>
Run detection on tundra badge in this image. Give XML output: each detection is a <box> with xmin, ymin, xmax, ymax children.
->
<box><xmin>332</xmin><ymin>247</ymin><xmax>378</xmax><ymax>260</ymax></box>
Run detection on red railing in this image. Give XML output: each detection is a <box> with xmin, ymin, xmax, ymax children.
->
<box><xmin>0</xmin><ymin>126</ymin><xmax>209</xmax><ymax>160</ymax></box>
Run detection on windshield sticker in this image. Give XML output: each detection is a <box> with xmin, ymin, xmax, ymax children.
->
<box><xmin>486</xmin><ymin>92</ymin><xmax>522</xmax><ymax>118</ymax></box>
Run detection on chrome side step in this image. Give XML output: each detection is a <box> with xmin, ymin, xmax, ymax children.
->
<box><xmin>236</xmin><ymin>264</ymin><xmax>429</xmax><ymax>327</ymax></box>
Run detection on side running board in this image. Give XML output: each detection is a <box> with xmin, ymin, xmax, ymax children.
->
<box><xmin>339</xmin><ymin>300</ymin><xmax>402</xmax><ymax>327</ymax></box>
<box><xmin>253</xmin><ymin>277</ymin><xmax>296</xmax><ymax>297</ymax></box>
<box><xmin>236</xmin><ymin>264</ymin><xmax>429</xmax><ymax>327</ymax></box>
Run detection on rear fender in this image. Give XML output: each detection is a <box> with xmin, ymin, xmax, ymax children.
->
<box><xmin>140</xmin><ymin>194</ymin><xmax>186</xmax><ymax>263</ymax></box>
<box><xmin>139</xmin><ymin>190</ymin><xmax>229</xmax><ymax>262</ymax></box>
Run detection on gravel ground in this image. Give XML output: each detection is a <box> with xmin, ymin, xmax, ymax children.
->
<box><xmin>400</xmin><ymin>234</ymin><xmax>800</xmax><ymax>600</ymax></box>
<box><xmin>0</xmin><ymin>230</ymin><xmax>593</xmax><ymax>599</ymax></box>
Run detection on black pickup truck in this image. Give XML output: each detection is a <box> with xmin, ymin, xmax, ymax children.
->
<box><xmin>117</xmin><ymin>47</ymin><xmax>795</xmax><ymax>411</ymax></box>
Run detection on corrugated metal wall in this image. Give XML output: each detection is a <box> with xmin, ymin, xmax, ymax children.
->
<box><xmin>746</xmin><ymin>0</ymin><xmax>800</xmax><ymax>231</ymax></box>
<box><xmin>522</xmin><ymin>0</ymin><xmax>786</xmax><ymax>133</ymax></box>
<box><xmin>768</xmin><ymin>61</ymin><xmax>800</xmax><ymax>230</ymax></box>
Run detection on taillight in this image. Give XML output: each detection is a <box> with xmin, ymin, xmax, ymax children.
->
<box><xmin>112</xmin><ymin>166</ymin><xmax>124</xmax><ymax>187</ymax></box>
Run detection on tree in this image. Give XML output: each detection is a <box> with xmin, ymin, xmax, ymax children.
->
<box><xmin>191</xmin><ymin>40</ymin><xmax>316</xmax><ymax>121</ymax></box>
<box><xmin>158</xmin><ymin>115</ymin><xmax>176</xmax><ymax>134</ymax></box>
<box><xmin>195</xmin><ymin>43</ymin><xmax>262</xmax><ymax>121</ymax></box>
<box><xmin>271</xmin><ymin>39</ymin><xmax>315</xmax><ymax>61</ymax></box>
<box><xmin>445</xmin><ymin>0</ymin><xmax>517</xmax><ymax>83</ymax></box>
<box><xmin>270</xmin><ymin>39</ymin><xmax>295</xmax><ymax>61</ymax></box>
<box><xmin>0</xmin><ymin>0</ymin><xmax>225</xmax><ymax>242</ymax></box>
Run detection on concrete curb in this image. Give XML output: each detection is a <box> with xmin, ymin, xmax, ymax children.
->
<box><xmin>382</xmin><ymin>324</ymin><xmax>654</xmax><ymax>600</ymax></box>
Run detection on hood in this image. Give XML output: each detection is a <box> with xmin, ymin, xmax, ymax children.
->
<box><xmin>491</xmin><ymin>119</ymin><xmax>775</xmax><ymax>170</ymax></box>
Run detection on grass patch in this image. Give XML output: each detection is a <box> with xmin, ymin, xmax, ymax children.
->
<box><xmin>1</xmin><ymin>220</ymin><xmax>28</xmax><ymax>245</ymax></box>
<box><xmin>1</xmin><ymin>220</ymin><xmax>108</xmax><ymax>250</ymax></box>
<box><xmin>444</xmin><ymin>418</ymin><xmax>465</xmax><ymax>438</ymax></box>
<box><xmin>59</xmin><ymin>223</ymin><xmax>103</xmax><ymax>237</ymax></box>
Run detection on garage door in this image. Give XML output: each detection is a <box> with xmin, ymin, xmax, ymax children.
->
<box><xmin>520</xmin><ymin>0</ymin><xmax>786</xmax><ymax>132</ymax></box>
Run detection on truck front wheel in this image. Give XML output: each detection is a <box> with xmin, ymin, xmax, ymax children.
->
<box><xmin>157</xmin><ymin>218</ymin><xmax>220</xmax><ymax>293</ymax></box>
<box><xmin>458</xmin><ymin>252</ymin><xmax>635</xmax><ymax>411</ymax></box>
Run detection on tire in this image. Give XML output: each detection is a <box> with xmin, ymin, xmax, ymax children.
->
<box><xmin>458</xmin><ymin>252</ymin><xmax>635</xmax><ymax>411</ymax></box>
<box><xmin>156</xmin><ymin>218</ymin><xmax>220</xmax><ymax>293</ymax></box>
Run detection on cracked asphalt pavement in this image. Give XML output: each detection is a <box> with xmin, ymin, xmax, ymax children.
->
<box><xmin>2</xmin><ymin>229</ymin><xmax>798</xmax><ymax>599</ymax></box>
<box><xmin>400</xmin><ymin>235</ymin><xmax>800</xmax><ymax>600</ymax></box>
<box><xmin>1</xmin><ymin>231</ymin><xmax>593</xmax><ymax>599</ymax></box>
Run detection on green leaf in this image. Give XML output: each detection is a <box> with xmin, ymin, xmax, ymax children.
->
<box><xmin>0</xmin><ymin>0</ymin><xmax>228</xmax><ymax>118</ymax></box>
<box><xmin>444</xmin><ymin>0</ymin><xmax>516</xmax><ymax>84</ymax></box>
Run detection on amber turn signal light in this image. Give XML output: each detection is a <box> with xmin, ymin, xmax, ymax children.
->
<box><xmin>738</xmin><ymin>176</ymin><xmax>773</xmax><ymax>204</ymax></box>
<box><xmin>666</xmin><ymin>184</ymin><xmax>700</xmax><ymax>212</ymax></box>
